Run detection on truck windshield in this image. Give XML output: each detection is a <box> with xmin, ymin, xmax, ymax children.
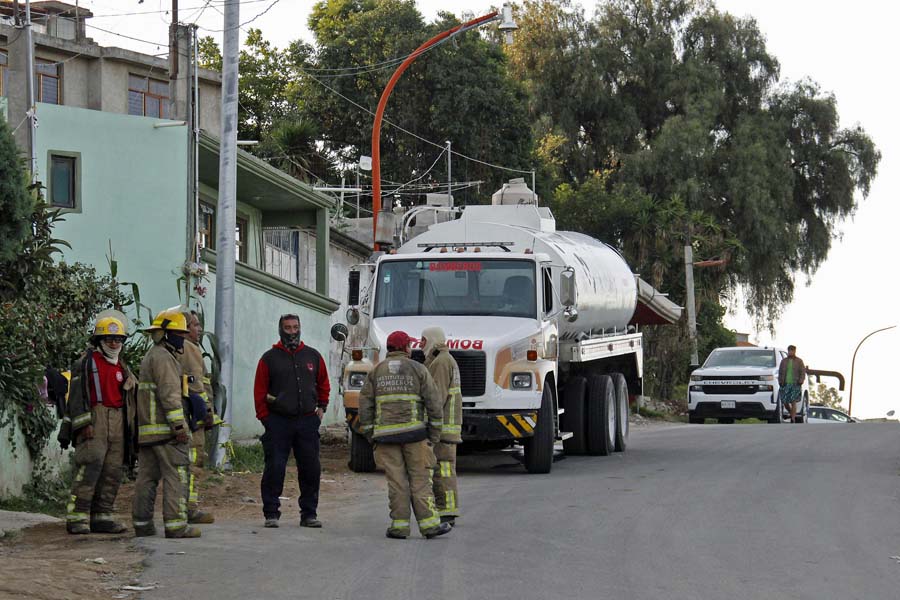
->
<box><xmin>704</xmin><ymin>349</ymin><xmax>776</xmax><ymax>368</ymax></box>
<box><xmin>373</xmin><ymin>259</ymin><xmax>536</xmax><ymax>318</ymax></box>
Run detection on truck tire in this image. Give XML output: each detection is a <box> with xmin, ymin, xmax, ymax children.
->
<box><xmin>795</xmin><ymin>394</ymin><xmax>808</xmax><ymax>423</ymax></box>
<box><xmin>524</xmin><ymin>382</ymin><xmax>555</xmax><ymax>474</ymax></box>
<box><xmin>586</xmin><ymin>375</ymin><xmax>615</xmax><ymax>456</ymax></box>
<box><xmin>718</xmin><ymin>417</ymin><xmax>735</xmax><ymax>424</ymax></box>
<box><xmin>348</xmin><ymin>430</ymin><xmax>376</xmax><ymax>473</ymax></box>
<box><xmin>688</xmin><ymin>414</ymin><xmax>705</xmax><ymax>424</ymax></box>
<box><xmin>612</xmin><ymin>373</ymin><xmax>629</xmax><ymax>452</ymax></box>
<box><xmin>768</xmin><ymin>396</ymin><xmax>783</xmax><ymax>424</ymax></box>
<box><xmin>562</xmin><ymin>377</ymin><xmax>587</xmax><ymax>455</ymax></box>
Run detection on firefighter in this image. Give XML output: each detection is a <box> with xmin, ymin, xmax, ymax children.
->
<box><xmin>61</xmin><ymin>311</ymin><xmax>137</xmax><ymax>535</ymax></box>
<box><xmin>132</xmin><ymin>307</ymin><xmax>200</xmax><ymax>539</ymax></box>
<box><xmin>421</xmin><ymin>326</ymin><xmax>463</xmax><ymax>527</ymax></box>
<box><xmin>176</xmin><ymin>310</ymin><xmax>215</xmax><ymax>524</ymax></box>
<box><xmin>358</xmin><ymin>331</ymin><xmax>451</xmax><ymax>540</ymax></box>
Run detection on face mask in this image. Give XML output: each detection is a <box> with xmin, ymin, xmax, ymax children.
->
<box><xmin>99</xmin><ymin>339</ymin><xmax>122</xmax><ymax>364</ymax></box>
<box><xmin>165</xmin><ymin>331</ymin><xmax>185</xmax><ymax>352</ymax></box>
<box><xmin>280</xmin><ymin>328</ymin><xmax>300</xmax><ymax>351</ymax></box>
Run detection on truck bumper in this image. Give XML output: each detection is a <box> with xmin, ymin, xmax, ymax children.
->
<box><xmin>688</xmin><ymin>391</ymin><xmax>776</xmax><ymax>419</ymax></box>
<box><xmin>461</xmin><ymin>411</ymin><xmax>538</xmax><ymax>442</ymax></box>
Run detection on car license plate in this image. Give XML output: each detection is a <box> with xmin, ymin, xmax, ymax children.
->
<box><xmin>721</xmin><ymin>401</ymin><xmax>736</xmax><ymax>409</ymax></box>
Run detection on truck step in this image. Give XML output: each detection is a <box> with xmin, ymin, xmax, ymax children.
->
<box><xmin>557</xmin><ymin>431</ymin><xmax>574</xmax><ymax>441</ymax></box>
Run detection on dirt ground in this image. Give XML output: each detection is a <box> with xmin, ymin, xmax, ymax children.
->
<box><xmin>0</xmin><ymin>443</ymin><xmax>355</xmax><ymax>600</ymax></box>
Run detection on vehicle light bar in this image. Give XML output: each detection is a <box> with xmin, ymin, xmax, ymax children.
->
<box><xmin>417</xmin><ymin>241</ymin><xmax>514</xmax><ymax>252</ymax></box>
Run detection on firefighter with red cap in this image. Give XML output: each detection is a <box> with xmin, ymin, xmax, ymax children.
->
<box><xmin>358</xmin><ymin>331</ymin><xmax>451</xmax><ymax>539</ymax></box>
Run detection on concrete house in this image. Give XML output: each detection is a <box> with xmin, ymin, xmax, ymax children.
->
<box><xmin>0</xmin><ymin>2</ymin><xmax>367</xmax><ymax>494</ymax></box>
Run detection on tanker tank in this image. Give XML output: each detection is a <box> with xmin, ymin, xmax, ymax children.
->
<box><xmin>397</xmin><ymin>202</ymin><xmax>638</xmax><ymax>339</ymax></box>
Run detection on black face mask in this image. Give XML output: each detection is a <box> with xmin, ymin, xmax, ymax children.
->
<box><xmin>165</xmin><ymin>331</ymin><xmax>185</xmax><ymax>352</ymax></box>
<box><xmin>280</xmin><ymin>329</ymin><xmax>300</xmax><ymax>351</ymax></box>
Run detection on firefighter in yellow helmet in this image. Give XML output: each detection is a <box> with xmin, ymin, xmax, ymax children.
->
<box><xmin>421</xmin><ymin>326</ymin><xmax>463</xmax><ymax>527</ymax></box>
<box><xmin>132</xmin><ymin>307</ymin><xmax>201</xmax><ymax>538</ymax></box>
<box><xmin>175</xmin><ymin>310</ymin><xmax>216</xmax><ymax>524</ymax></box>
<box><xmin>61</xmin><ymin>311</ymin><xmax>137</xmax><ymax>534</ymax></box>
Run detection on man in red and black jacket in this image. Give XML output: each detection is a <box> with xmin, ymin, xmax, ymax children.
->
<box><xmin>254</xmin><ymin>314</ymin><xmax>330</xmax><ymax>528</ymax></box>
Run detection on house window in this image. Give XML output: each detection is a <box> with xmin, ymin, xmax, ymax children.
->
<box><xmin>49</xmin><ymin>154</ymin><xmax>77</xmax><ymax>209</ymax></box>
<box><xmin>35</xmin><ymin>60</ymin><xmax>60</xmax><ymax>104</ymax></box>
<box><xmin>236</xmin><ymin>217</ymin><xmax>248</xmax><ymax>263</ymax></box>
<box><xmin>200</xmin><ymin>203</ymin><xmax>248</xmax><ymax>264</ymax></box>
<box><xmin>0</xmin><ymin>51</ymin><xmax>7</xmax><ymax>97</ymax></box>
<box><xmin>199</xmin><ymin>202</ymin><xmax>216</xmax><ymax>250</ymax></box>
<box><xmin>128</xmin><ymin>74</ymin><xmax>169</xmax><ymax>118</ymax></box>
<box><xmin>264</xmin><ymin>229</ymin><xmax>300</xmax><ymax>284</ymax></box>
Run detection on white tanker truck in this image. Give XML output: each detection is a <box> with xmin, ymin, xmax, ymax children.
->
<box><xmin>336</xmin><ymin>179</ymin><xmax>682</xmax><ymax>473</ymax></box>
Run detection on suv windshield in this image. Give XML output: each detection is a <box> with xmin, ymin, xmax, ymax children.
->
<box><xmin>703</xmin><ymin>349</ymin><xmax>776</xmax><ymax>368</ymax></box>
<box><xmin>373</xmin><ymin>259</ymin><xmax>536</xmax><ymax>318</ymax></box>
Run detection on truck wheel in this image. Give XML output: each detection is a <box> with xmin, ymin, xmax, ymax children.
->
<box><xmin>718</xmin><ymin>417</ymin><xmax>735</xmax><ymax>424</ymax></box>
<box><xmin>562</xmin><ymin>377</ymin><xmax>587</xmax><ymax>455</ymax></box>
<box><xmin>524</xmin><ymin>382</ymin><xmax>555</xmax><ymax>474</ymax></box>
<box><xmin>795</xmin><ymin>394</ymin><xmax>808</xmax><ymax>423</ymax></box>
<box><xmin>688</xmin><ymin>414</ymin><xmax>705</xmax><ymax>424</ymax></box>
<box><xmin>612</xmin><ymin>373</ymin><xmax>628</xmax><ymax>452</ymax></box>
<box><xmin>586</xmin><ymin>375</ymin><xmax>615</xmax><ymax>456</ymax></box>
<box><xmin>348</xmin><ymin>430</ymin><xmax>376</xmax><ymax>473</ymax></box>
<box><xmin>768</xmin><ymin>397</ymin><xmax>783</xmax><ymax>424</ymax></box>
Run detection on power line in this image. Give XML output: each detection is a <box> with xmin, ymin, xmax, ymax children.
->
<box><xmin>299</xmin><ymin>68</ymin><xmax>533</xmax><ymax>175</ymax></box>
<box><xmin>198</xmin><ymin>0</ymin><xmax>283</xmax><ymax>33</ymax></box>
<box><xmin>85</xmin><ymin>23</ymin><xmax>166</xmax><ymax>48</ymax></box>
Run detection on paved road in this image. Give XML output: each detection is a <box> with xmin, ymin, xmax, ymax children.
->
<box><xmin>139</xmin><ymin>423</ymin><xmax>900</xmax><ymax>600</ymax></box>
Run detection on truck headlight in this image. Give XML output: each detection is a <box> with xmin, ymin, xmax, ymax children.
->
<box><xmin>690</xmin><ymin>375</ymin><xmax>702</xmax><ymax>382</ymax></box>
<box><xmin>760</xmin><ymin>375</ymin><xmax>774</xmax><ymax>382</ymax></box>
<box><xmin>511</xmin><ymin>373</ymin><xmax>532</xmax><ymax>389</ymax></box>
<box><xmin>348</xmin><ymin>372</ymin><xmax>366</xmax><ymax>389</ymax></box>
<box><xmin>759</xmin><ymin>384</ymin><xmax>773</xmax><ymax>391</ymax></box>
<box><xmin>690</xmin><ymin>385</ymin><xmax>702</xmax><ymax>391</ymax></box>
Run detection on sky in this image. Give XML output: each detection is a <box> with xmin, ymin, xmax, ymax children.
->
<box><xmin>79</xmin><ymin>0</ymin><xmax>898</xmax><ymax>418</ymax></box>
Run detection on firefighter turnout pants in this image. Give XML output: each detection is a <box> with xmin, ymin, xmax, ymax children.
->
<box><xmin>374</xmin><ymin>439</ymin><xmax>441</xmax><ymax>536</ymax></box>
<box><xmin>188</xmin><ymin>424</ymin><xmax>206</xmax><ymax>511</ymax></box>
<box><xmin>432</xmin><ymin>441</ymin><xmax>459</xmax><ymax>518</ymax></box>
<box><xmin>67</xmin><ymin>405</ymin><xmax>125</xmax><ymax>528</ymax></box>
<box><xmin>132</xmin><ymin>441</ymin><xmax>190</xmax><ymax>535</ymax></box>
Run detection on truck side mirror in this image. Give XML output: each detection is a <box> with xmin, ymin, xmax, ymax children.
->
<box><xmin>348</xmin><ymin>270</ymin><xmax>360</xmax><ymax>306</ymax></box>
<box><xmin>330</xmin><ymin>323</ymin><xmax>349</xmax><ymax>342</ymax></box>
<box><xmin>560</xmin><ymin>268</ymin><xmax>576</xmax><ymax>307</ymax></box>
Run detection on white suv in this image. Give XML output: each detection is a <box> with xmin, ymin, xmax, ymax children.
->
<box><xmin>687</xmin><ymin>347</ymin><xmax>809</xmax><ymax>424</ymax></box>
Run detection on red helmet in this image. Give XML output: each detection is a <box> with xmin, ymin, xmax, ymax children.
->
<box><xmin>386</xmin><ymin>331</ymin><xmax>412</xmax><ymax>351</ymax></box>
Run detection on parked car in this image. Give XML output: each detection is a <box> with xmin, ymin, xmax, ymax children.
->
<box><xmin>687</xmin><ymin>347</ymin><xmax>809</xmax><ymax>424</ymax></box>
<box><xmin>807</xmin><ymin>406</ymin><xmax>858</xmax><ymax>423</ymax></box>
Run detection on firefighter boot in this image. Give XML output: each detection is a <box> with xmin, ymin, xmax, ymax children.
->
<box><xmin>422</xmin><ymin>522</ymin><xmax>452</xmax><ymax>539</ymax></box>
<box><xmin>133</xmin><ymin>524</ymin><xmax>157</xmax><ymax>537</ymax></box>
<box><xmin>67</xmin><ymin>522</ymin><xmax>91</xmax><ymax>535</ymax></box>
<box><xmin>165</xmin><ymin>526</ymin><xmax>202</xmax><ymax>539</ymax></box>
<box><xmin>188</xmin><ymin>509</ymin><xmax>215</xmax><ymax>524</ymax></box>
<box><xmin>90</xmin><ymin>518</ymin><xmax>128</xmax><ymax>534</ymax></box>
<box><xmin>385</xmin><ymin>528</ymin><xmax>408</xmax><ymax>539</ymax></box>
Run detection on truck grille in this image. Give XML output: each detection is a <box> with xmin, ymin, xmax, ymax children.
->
<box><xmin>411</xmin><ymin>350</ymin><xmax>486</xmax><ymax>397</ymax></box>
<box><xmin>702</xmin><ymin>385</ymin><xmax>759</xmax><ymax>395</ymax></box>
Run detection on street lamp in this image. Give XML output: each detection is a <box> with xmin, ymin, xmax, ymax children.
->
<box><xmin>370</xmin><ymin>4</ymin><xmax>516</xmax><ymax>251</ymax></box>
<box><xmin>847</xmin><ymin>325</ymin><xmax>896</xmax><ymax>416</ymax></box>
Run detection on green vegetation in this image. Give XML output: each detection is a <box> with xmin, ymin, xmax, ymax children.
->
<box><xmin>228</xmin><ymin>442</ymin><xmax>266</xmax><ymax>473</ymax></box>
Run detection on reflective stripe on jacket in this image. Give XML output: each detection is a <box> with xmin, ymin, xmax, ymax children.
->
<box><xmin>425</xmin><ymin>345</ymin><xmax>463</xmax><ymax>444</ymax></box>
<box><xmin>358</xmin><ymin>351</ymin><xmax>443</xmax><ymax>444</ymax></box>
<box><xmin>137</xmin><ymin>343</ymin><xmax>187</xmax><ymax>445</ymax></box>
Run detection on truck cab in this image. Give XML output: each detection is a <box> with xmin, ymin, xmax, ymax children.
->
<box><xmin>687</xmin><ymin>347</ymin><xmax>810</xmax><ymax>424</ymax></box>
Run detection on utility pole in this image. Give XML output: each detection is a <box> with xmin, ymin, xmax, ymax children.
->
<box><xmin>446</xmin><ymin>140</ymin><xmax>452</xmax><ymax>206</ymax></box>
<box><xmin>24</xmin><ymin>0</ymin><xmax>37</xmax><ymax>182</ymax></box>
<box><xmin>213</xmin><ymin>0</ymin><xmax>239</xmax><ymax>467</ymax></box>
<box><xmin>169</xmin><ymin>0</ymin><xmax>179</xmax><ymax>83</ymax></box>
<box><xmin>684</xmin><ymin>244</ymin><xmax>699</xmax><ymax>366</ymax></box>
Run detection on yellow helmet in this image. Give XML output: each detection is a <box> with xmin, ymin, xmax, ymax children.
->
<box><xmin>147</xmin><ymin>307</ymin><xmax>190</xmax><ymax>333</ymax></box>
<box><xmin>93</xmin><ymin>316</ymin><xmax>127</xmax><ymax>338</ymax></box>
